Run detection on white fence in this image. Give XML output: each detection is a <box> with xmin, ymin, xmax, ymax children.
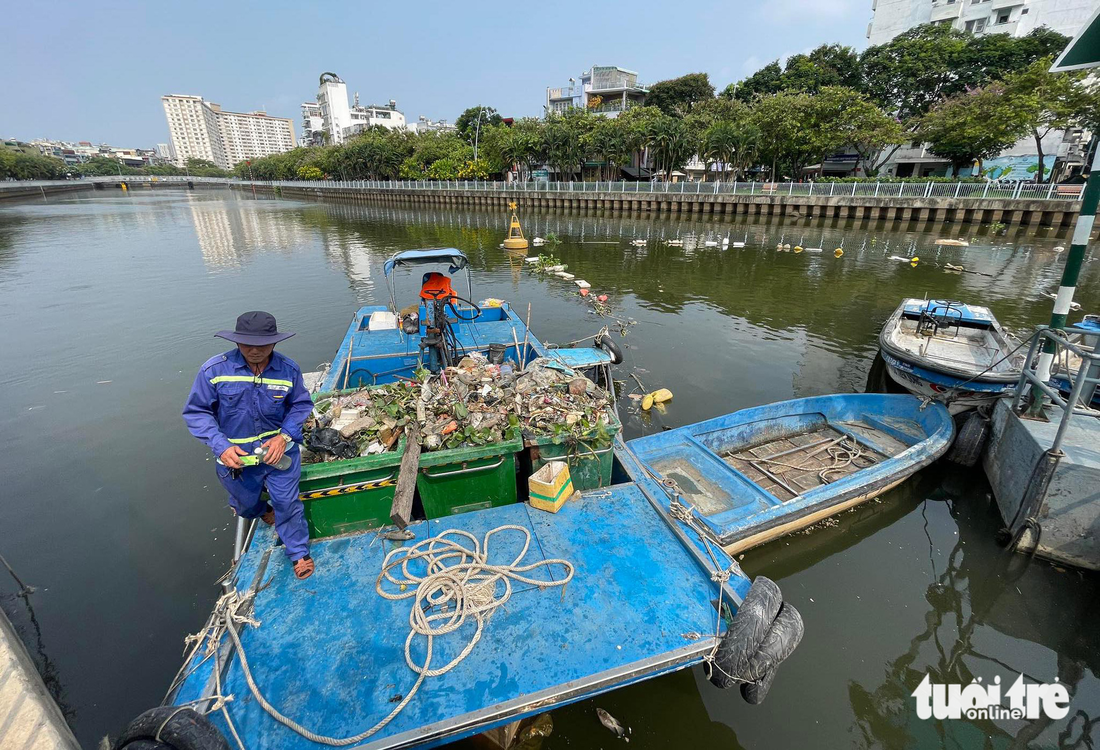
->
<box><xmin>3</xmin><ymin>176</ymin><xmax>1084</xmax><ymax>202</ymax></box>
<box><xmin>253</xmin><ymin>179</ymin><xmax>1084</xmax><ymax>202</ymax></box>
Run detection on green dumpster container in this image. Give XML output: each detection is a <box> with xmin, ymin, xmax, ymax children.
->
<box><xmin>527</xmin><ymin>413</ymin><xmax>621</xmax><ymax>491</ymax></box>
<box><xmin>295</xmin><ymin>437</ymin><xmax>406</xmax><ymax>539</ymax></box>
<box><xmin>416</xmin><ymin>434</ymin><xmax>524</xmax><ymax>518</ymax></box>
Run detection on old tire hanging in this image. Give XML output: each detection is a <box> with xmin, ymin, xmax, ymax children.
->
<box><xmin>595</xmin><ymin>333</ymin><xmax>624</xmax><ymax>365</ymax></box>
<box><xmin>946</xmin><ymin>410</ymin><xmax>989</xmax><ymax>468</ymax></box>
<box><xmin>115</xmin><ymin>707</ymin><xmax>230</xmax><ymax>750</ymax></box>
<box><xmin>708</xmin><ymin>577</ymin><xmax>804</xmax><ymax>704</ymax></box>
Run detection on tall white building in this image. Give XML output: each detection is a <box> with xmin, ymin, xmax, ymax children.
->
<box><xmin>867</xmin><ymin>0</ymin><xmax>1097</xmax><ymax>46</ymax></box>
<box><xmin>307</xmin><ymin>72</ymin><xmax>406</xmax><ymax>145</ymax></box>
<box><xmin>162</xmin><ymin>94</ymin><xmax>295</xmax><ymax>170</ymax></box>
<box><xmin>546</xmin><ymin>66</ymin><xmax>648</xmax><ymax>117</ymax></box>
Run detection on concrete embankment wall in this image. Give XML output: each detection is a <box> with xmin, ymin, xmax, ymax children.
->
<box><xmin>0</xmin><ymin>607</ymin><xmax>80</xmax><ymax>749</ymax></box>
<box><xmin>0</xmin><ymin>181</ymin><xmax>225</xmax><ymax>203</ymax></box>
<box><xmin>235</xmin><ymin>183</ymin><xmax>1080</xmax><ymax>230</ymax></box>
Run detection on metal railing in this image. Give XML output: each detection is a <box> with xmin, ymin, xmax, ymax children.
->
<box><xmin>1012</xmin><ymin>328</ymin><xmax>1100</xmax><ymax>454</ymax></box>
<box><xmin>0</xmin><ymin>175</ymin><xmax>235</xmax><ymax>190</ymax></box>
<box><xmin>245</xmin><ymin>179</ymin><xmax>1085</xmax><ymax>202</ymax></box>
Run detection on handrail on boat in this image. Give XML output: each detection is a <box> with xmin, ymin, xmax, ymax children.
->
<box><xmin>1012</xmin><ymin>327</ymin><xmax>1100</xmax><ymax>454</ymax></box>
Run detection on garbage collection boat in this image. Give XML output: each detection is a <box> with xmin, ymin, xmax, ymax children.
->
<box><xmin>628</xmin><ymin>394</ymin><xmax>954</xmax><ymax>554</ymax></box>
<box><xmin>128</xmin><ymin>249</ymin><xmax>805</xmax><ymax>750</ymax></box>
<box><xmin>878</xmin><ymin>298</ymin><xmax>1024</xmax><ymax>413</ymax></box>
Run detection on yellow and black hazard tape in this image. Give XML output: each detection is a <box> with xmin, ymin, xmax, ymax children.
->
<box><xmin>300</xmin><ymin>477</ymin><xmax>396</xmax><ymax>500</ymax></box>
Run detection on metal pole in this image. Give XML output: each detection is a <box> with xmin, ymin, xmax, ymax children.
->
<box><xmin>1033</xmin><ymin>144</ymin><xmax>1100</xmax><ymax>396</ymax></box>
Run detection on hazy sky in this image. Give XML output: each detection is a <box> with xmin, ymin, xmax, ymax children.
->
<box><xmin>2</xmin><ymin>0</ymin><xmax>870</xmax><ymax>148</ymax></box>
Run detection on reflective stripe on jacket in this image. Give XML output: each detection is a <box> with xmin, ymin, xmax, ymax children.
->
<box><xmin>182</xmin><ymin>348</ymin><xmax>313</xmax><ymax>458</ymax></box>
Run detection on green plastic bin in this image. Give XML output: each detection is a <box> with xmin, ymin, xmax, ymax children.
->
<box><xmin>528</xmin><ymin>413</ymin><xmax>621</xmax><ymax>491</ymax></box>
<box><xmin>283</xmin><ymin>386</ymin><xmax>411</xmax><ymax>539</ymax></box>
<box><xmin>416</xmin><ymin>434</ymin><xmax>524</xmax><ymax>518</ymax></box>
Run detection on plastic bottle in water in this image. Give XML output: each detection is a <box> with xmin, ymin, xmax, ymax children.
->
<box><xmin>254</xmin><ymin>445</ymin><xmax>292</xmax><ymax>470</ymax></box>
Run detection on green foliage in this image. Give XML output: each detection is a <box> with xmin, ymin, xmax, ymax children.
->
<box><xmin>455</xmin><ymin>105</ymin><xmax>503</xmax><ymax>143</ymax></box>
<box><xmin>645</xmin><ymin>73</ymin><xmax>715</xmax><ymax>115</ymax></box>
<box><xmin>0</xmin><ymin>150</ymin><xmax>69</xmax><ymax>180</ymax></box>
<box><xmin>72</xmin><ymin>156</ymin><xmax>142</xmax><ymax>177</ymax></box>
<box><xmin>916</xmin><ymin>83</ymin><xmax>1033</xmax><ymax>174</ymax></box>
<box><xmin>184</xmin><ymin>158</ymin><xmax>231</xmax><ymax>177</ymax></box>
<box><xmin>297</xmin><ymin>165</ymin><xmax>323</xmax><ymax>180</ymax></box>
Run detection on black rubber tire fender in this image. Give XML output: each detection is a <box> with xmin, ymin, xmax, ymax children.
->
<box><xmin>116</xmin><ymin>707</ymin><xmax>230</xmax><ymax>750</ymax></box>
<box><xmin>707</xmin><ymin>577</ymin><xmax>782</xmax><ymax>689</ymax></box>
<box><xmin>740</xmin><ymin>602</ymin><xmax>805</xmax><ymax>684</ymax></box>
<box><xmin>594</xmin><ymin>333</ymin><xmax>624</xmax><ymax>365</ymax></box>
<box><xmin>740</xmin><ymin>669</ymin><xmax>778</xmax><ymax>705</ymax></box>
<box><xmin>947</xmin><ymin>410</ymin><xmax>989</xmax><ymax>468</ymax></box>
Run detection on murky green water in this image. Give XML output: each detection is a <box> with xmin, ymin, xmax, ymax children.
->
<box><xmin>1</xmin><ymin>189</ymin><xmax>1097</xmax><ymax>748</ymax></box>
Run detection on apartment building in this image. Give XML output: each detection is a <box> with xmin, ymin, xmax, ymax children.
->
<box><xmin>162</xmin><ymin>94</ymin><xmax>295</xmax><ymax>170</ymax></box>
<box><xmin>546</xmin><ymin>66</ymin><xmax>648</xmax><ymax>117</ymax></box>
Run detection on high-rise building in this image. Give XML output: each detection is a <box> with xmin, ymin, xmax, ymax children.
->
<box><xmin>867</xmin><ymin>0</ymin><xmax>1096</xmax><ymax>47</ymax></box>
<box><xmin>305</xmin><ymin>72</ymin><xmax>406</xmax><ymax>145</ymax></box>
<box><xmin>162</xmin><ymin>94</ymin><xmax>295</xmax><ymax>170</ymax></box>
<box><xmin>546</xmin><ymin>66</ymin><xmax>648</xmax><ymax>117</ymax></box>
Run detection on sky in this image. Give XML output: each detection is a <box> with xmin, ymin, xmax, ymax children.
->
<box><xmin>1</xmin><ymin>0</ymin><xmax>870</xmax><ymax>148</ymax></box>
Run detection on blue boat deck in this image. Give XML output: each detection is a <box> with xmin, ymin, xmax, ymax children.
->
<box><xmin>320</xmin><ymin>304</ymin><xmax>547</xmax><ymax>391</ymax></box>
<box><xmin>171</xmin><ymin>485</ymin><xmax>730</xmax><ymax>749</ymax></box>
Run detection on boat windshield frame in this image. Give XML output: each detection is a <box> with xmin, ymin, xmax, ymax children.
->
<box><xmin>383</xmin><ymin>248</ymin><xmax>474</xmax><ymax>312</ymax></box>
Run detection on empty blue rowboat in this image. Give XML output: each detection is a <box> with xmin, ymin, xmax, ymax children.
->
<box><xmin>628</xmin><ymin>394</ymin><xmax>954</xmax><ymax>554</ymax></box>
<box><xmin>878</xmin><ymin>299</ymin><xmax>1024</xmax><ymax>414</ymax></box>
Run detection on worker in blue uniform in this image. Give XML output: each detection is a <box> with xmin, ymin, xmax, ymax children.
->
<box><xmin>183</xmin><ymin>311</ymin><xmax>316</xmax><ymax>579</ymax></box>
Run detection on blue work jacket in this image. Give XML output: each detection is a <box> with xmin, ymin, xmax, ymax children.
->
<box><xmin>183</xmin><ymin>348</ymin><xmax>313</xmax><ymax>458</ymax></box>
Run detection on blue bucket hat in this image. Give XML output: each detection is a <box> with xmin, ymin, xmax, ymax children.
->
<box><xmin>215</xmin><ymin>311</ymin><xmax>295</xmax><ymax>346</ymax></box>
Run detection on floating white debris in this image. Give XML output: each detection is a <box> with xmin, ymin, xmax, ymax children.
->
<box><xmin>547</xmin><ymin>265</ymin><xmax>565</xmax><ymax>272</ymax></box>
<box><xmin>730</xmin><ymin>241</ymin><xmax>745</xmax><ymax>248</ymax></box>
<box><xmin>532</xmin><ymin>237</ymin><xmax>546</xmax><ymax>246</ymax></box>
<box><xmin>704</xmin><ymin>240</ymin><xmax>718</xmax><ymax>247</ymax></box>
<box><xmin>1053</xmin><ymin>245</ymin><xmax>1066</xmax><ymax>252</ymax></box>
<box><xmin>935</xmin><ymin>238</ymin><xmax>969</xmax><ymax>247</ymax></box>
<box><xmin>525</xmin><ymin>257</ymin><xmax>539</xmax><ymax>264</ymax></box>
<box><xmin>1041</xmin><ymin>291</ymin><xmax>1081</xmax><ymax>310</ymax></box>
<box><xmin>629</xmin><ymin>239</ymin><xmax>647</xmax><ymax>246</ymax></box>
<box><xmin>804</xmin><ymin>247</ymin><xmax>823</xmax><ymax>254</ymax></box>
<box><xmin>575</xmin><ymin>280</ymin><xmax>591</xmax><ymax>289</ymax></box>
<box><xmin>666</xmin><ymin>239</ymin><xmax>683</xmax><ymax>246</ymax></box>
<box><xmin>556</xmin><ymin>272</ymin><xmax>575</xmax><ymax>280</ymax></box>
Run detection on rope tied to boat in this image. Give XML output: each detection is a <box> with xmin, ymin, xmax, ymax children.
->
<box><xmin>203</xmin><ymin>525</ymin><xmax>574</xmax><ymax>747</ymax></box>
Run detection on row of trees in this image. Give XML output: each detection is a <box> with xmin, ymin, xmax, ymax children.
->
<box><xmin>0</xmin><ymin>151</ymin><xmax>231</xmax><ymax>181</ymax></box>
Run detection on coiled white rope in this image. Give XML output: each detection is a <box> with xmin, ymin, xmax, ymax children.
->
<box><xmin>214</xmin><ymin>524</ymin><xmax>574</xmax><ymax>747</ymax></box>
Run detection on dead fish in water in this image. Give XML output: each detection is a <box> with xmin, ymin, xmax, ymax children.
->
<box><xmin>597</xmin><ymin>708</ymin><xmax>630</xmax><ymax>741</ymax></box>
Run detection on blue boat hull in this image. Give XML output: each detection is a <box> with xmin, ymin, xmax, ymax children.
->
<box><xmin>628</xmin><ymin>394</ymin><xmax>955</xmax><ymax>552</ymax></box>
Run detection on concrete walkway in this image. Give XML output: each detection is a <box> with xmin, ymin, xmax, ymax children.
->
<box><xmin>0</xmin><ymin>607</ymin><xmax>79</xmax><ymax>750</ymax></box>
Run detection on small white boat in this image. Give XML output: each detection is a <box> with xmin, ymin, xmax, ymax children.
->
<box><xmin>666</xmin><ymin>239</ymin><xmax>683</xmax><ymax>247</ymax></box>
<box><xmin>630</xmin><ymin>239</ymin><xmax>647</xmax><ymax>247</ymax></box>
<box><xmin>878</xmin><ymin>299</ymin><xmax>1024</xmax><ymax>413</ymax></box>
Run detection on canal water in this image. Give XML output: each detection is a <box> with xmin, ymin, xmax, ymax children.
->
<box><xmin>1</xmin><ymin>189</ymin><xmax>1098</xmax><ymax>748</ymax></box>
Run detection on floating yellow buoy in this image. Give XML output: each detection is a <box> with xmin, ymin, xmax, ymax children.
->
<box><xmin>834</xmin><ymin>248</ymin><xmax>844</xmax><ymax>258</ymax></box>
<box><xmin>641</xmin><ymin>388</ymin><xmax>674</xmax><ymax>411</ymax></box>
<box><xmin>794</xmin><ymin>246</ymin><xmax>803</xmax><ymax>253</ymax></box>
<box><xmin>910</xmin><ymin>256</ymin><xmax>920</xmax><ymax>264</ymax></box>
<box><xmin>503</xmin><ymin>201</ymin><xmax>528</xmax><ymax>250</ymax></box>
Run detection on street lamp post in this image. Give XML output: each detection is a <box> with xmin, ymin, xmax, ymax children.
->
<box><xmin>473</xmin><ymin>106</ymin><xmax>486</xmax><ymax>162</ymax></box>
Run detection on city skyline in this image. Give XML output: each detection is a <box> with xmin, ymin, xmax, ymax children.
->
<box><xmin>1</xmin><ymin>0</ymin><xmax>869</xmax><ymax>148</ymax></box>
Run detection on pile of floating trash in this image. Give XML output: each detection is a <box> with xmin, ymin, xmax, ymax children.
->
<box><xmin>304</xmin><ymin>354</ymin><xmax>616</xmax><ymax>459</ymax></box>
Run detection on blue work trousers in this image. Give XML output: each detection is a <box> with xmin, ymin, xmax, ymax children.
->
<box><xmin>216</xmin><ymin>449</ymin><xmax>309</xmax><ymax>561</ymax></box>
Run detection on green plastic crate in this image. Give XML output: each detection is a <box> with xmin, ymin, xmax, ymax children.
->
<box><xmin>416</xmin><ymin>434</ymin><xmax>524</xmax><ymax>518</ymax></box>
<box><xmin>528</xmin><ymin>413</ymin><xmax>621</xmax><ymax>491</ymax></box>
<box><xmin>296</xmin><ymin>437</ymin><xmax>406</xmax><ymax>539</ymax></box>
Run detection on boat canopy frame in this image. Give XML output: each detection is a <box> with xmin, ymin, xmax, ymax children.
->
<box><xmin>383</xmin><ymin>248</ymin><xmax>474</xmax><ymax>313</ymax></box>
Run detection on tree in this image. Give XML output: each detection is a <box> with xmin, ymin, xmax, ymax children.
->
<box><xmin>455</xmin><ymin>106</ymin><xmax>502</xmax><ymax>144</ymax></box>
<box><xmin>0</xmin><ymin>150</ymin><xmax>68</xmax><ymax>180</ymax></box>
<box><xmin>812</xmin><ymin>87</ymin><xmax>904</xmax><ymax>176</ymax></box>
<box><xmin>728</xmin><ymin>62</ymin><xmax>784</xmax><ymax>103</ymax></box>
<box><xmin>1003</xmin><ymin>56</ymin><xmax>1100</xmax><ymax>182</ymax></box>
<box><xmin>185</xmin><ymin>158</ymin><xmax>231</xmax><ymax>177</ymax></box>
<box><xmin>645</xmin><ymin>73</ymin><xmax>715</xmax><ymax>115</ymax></box>
<box><xmin>861</xmin><ymin>25</ymin><xmax>976</xmax><ymax>123</ymax></box>
<box><xmin>297</xmin><ymin>165</ymin><xmax>323</xmax><ymax>180</ymax></box>
<box><xmin>781</xmin><ymin>44</ymin><xmax>862</xmax><ymax>93</ymax></box>
<box><xmin>751</xmin><ymin>92</ymin><xmax>813</xmax><ymax>179</ymax></box>
<box><xmin>73</xmin><ymin>156</ymin><xmax>142</xmax><ymax>177</ymax></box>
<box><xmin>916</xmin><ymin>83</ymin><xmax>1032</xmax><ymax>174</ymax></box>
